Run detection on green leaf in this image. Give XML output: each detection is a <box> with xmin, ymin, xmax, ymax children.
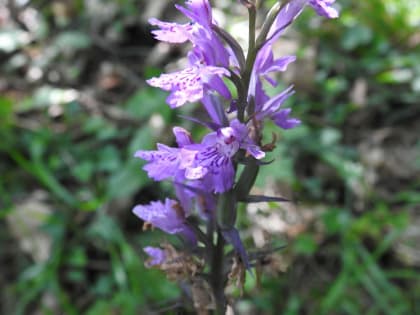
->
<box><xmin>125</xmin><ymin>87</ymin><xmax>171</xmax><ymax>121</ymax></box>
<box><xmin>0</xmin><ymin>96</ymin><xmax>13</xmax><ymax>127</ymax></box>
<box><xmin>293</xmin><ymin>233</ymin><xmax>318</xmax><ymax>255</ymax></box>
<box><xmin>107</xmin><ymin>160</ymin><xmax>147</xmax><ymax>199</ymax></box>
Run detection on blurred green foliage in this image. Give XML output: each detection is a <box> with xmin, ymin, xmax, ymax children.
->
<box><xmin>1</xmin><ymin>0</ymin><xmax>419</xmax><ymax>314</ymax></box>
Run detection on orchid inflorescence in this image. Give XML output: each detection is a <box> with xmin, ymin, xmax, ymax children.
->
<box><xmin>132</xmin><ymin>0</ymin><xmax>338</xmax><ymax>312</ymax></box>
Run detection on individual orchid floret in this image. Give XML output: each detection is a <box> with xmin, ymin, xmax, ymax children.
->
<box><xmin>149</xmin><ymin>0</ymin><xmax>212</xmax><ymax>45</ymax></box>
<box><xmin>248</xmin><ymin>46</ymin><xmax>300</xmax><ymax>130</ymax></box>
<box><xmin>254</xmin><ymin>46</ymin><xmax>296</xmax><ymax>87</ymax></box>
<box><xmin>272</xmin><ymin>108</ymin><xmax>301</xmax><ymax>129</ymax></box>
<box><xmin>149</xmin><ymin>0</ymin><xmax>232</xmax><ymax>68</ymax></box>
<box><xmin>255</xmin><ymin>85</ymin><xmax>295</xmax><ymax>119</ymax></box>
<box><xmin>133</xmin><ymin>198</ymin><xmax>196</xmax><ymax>243</ymax></box>
<box><xmin>146</xmin><ymin>65</ymin><xmax>230</xmax><ymax>108</ymax></box>
<box><xmin>185</xmin><ymin>120</ymin><xmax>265</xmax><ymax>193</ymax></box>
<box><xmin>249</xmin><ymin>44</ymin><xmax>295</xmax><ymax>102</ymax></box>
<box><xmin>254</xmin><ymin>85</ymin><xmax>300</xmax><ymax>129</ymax></box>
<box><xmin>144</xmin><ymin>246</ymin><xmax>166</xmax><ymax>267</ymax></box>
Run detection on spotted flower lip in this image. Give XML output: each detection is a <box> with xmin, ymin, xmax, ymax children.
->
<box><xmin>146</xmin><ymin>65</ymin><xmax>230</xmax><ymax>108</ymax></box>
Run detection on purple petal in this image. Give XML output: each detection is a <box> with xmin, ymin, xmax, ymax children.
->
<box><xmin>222</xmin><ymin>228</ymin><xmax>251</xmax><ymax>271</ymax></box>
<box><xmin>272</xmin><ymin>108</ymin><xmax>301</xmax><ymax>129</ymax></box>
<box><xmin>185</xmin><ymin>165</ymin><xmax>208</xmax><ymax>180</ymax></box>
<box><xmin>175</xmin><ymin>0</ymin><xmax>212</xmax><ymax>28</ymax></box>
<box><xmin>144</xmin><ymin>246</ymin><xmax>166</xmax><ymax>266</ymax></box>
<box><xmin>256</xmin><ymin>85</ymin><xmax>295</xmax><ymax>120</ymax></box>
<box><xmin>173</xmin><ymin>127</ymin><xmax>193</xmax><ymax>147</ymax></box>
<box><xmin>133</xmin><ymin>198</ymin><xmax>186</xmax><ymax>234</ymax></box>
<box><xmin>147</xmin><ymin>66</ymin><xmax>229</xmax><ymax>108</ymax></box>
<box><xmin>261</xmin><ymin>55</ymin><xmax>296</xmax><ymax>75</ymax></box>
<box><xmin>206</xmin><ymin>75</ymin><xmax>231</xmax><ymax>100</ymax></box>
<box><xmin>148</xmin><ymin>18</ymin><xmax>191</xmax><ymax>43</ymax></box>
<box><xmin>252</xmin><ymin>79</ymin><xmax>270</xmax><ymax>111</ymax></box>
<box><xmin>213</xmin><ymin>159</ymin><xmax>235</xmax><ymax>193</ymax></box>
<box><xmin>309</xmin><ymin>0</ymin><xmax>339</xmax><ymax>18</ymax></box>
<box><xmin>201</xmin><ymin>93</ymin><xmax>228</xmax><ymax>127</ymax></box>
<box><xmin>267</xmin><ymin>0</ymin><xmax>307</xmax><ymax>44</ymax></box>
<box><xmin>134</xmin><ymin>144</ymin><xmax>181</xmax><ymax>181</ymax></box>
<box><xmin>244</xmin><ymin>144</ymin><xmax>266</xmax><ymax>160</ymax></box>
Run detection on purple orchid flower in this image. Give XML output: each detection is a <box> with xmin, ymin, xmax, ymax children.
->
<box><xmin>249</xmin><ymin>44</ymin><xmax>296</xmax><ymax>101</ymax></box>
<box><xmin>133</xmin><ymin>198</ymin><xmax>196</xmax><ymax>243</ymax></box>
<box><xmin>185</xmin><ymin>119</ymin><xmax>265</xmax><ymax>193</ymax></box>
<box><xmin>149</xmin><ymin>0</ymin><xmax>231</xmax><ymax>68</ymax></box>
<box><xmin>149</xmin><ymin>0</ymin><xmax>212</xmax><ymax>44</ymax></box>
<box><xmin>146</xmin><ymin>0</ymin><xmax>233</xmax><ymax>108</ymax></box>
<box><xmin>136</xmin><ymin>120</ymin><xmax>265</xmax><ymax>194</ymax></box>
<box><xmin>248</xmin><ymin>44</ymin><xmax>300</xmax><ymax>130</ymax></box>
<box><xmin>147</xmin><ymin>65</ymin><xmax>230</xmax><ymax>108</ymax></box>
<box><xmin>254</xmin><ymin>85</ymin><xmax>301</xmax><ymax>129</ymax></box>
<box><xmin>144</xmin><ymin>246</ymin><xmax>166</xmax><ymax>267</ymax></box>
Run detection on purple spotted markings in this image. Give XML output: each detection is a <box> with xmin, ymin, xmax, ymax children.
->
<box><xmin>147</xmin><ymin>66</ymin><xmax>230</xmax><ymax>108</ymax></box>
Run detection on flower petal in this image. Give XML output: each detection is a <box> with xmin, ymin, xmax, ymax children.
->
<box><xmin>144</xmin><ymin>246</ymin><xmax>166</xmax><ymax>266</ymax></box>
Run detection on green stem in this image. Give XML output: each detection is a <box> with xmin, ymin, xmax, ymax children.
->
<box><xmin>209</xmin><ymin>2</ymin><xmax>283</xmax><ymax>311</ymax></box>
<box><xmin>235</xmin><ymin>159</ymin><xmax>259</xmax><ymax>198</ymax></box>
<box><xmin>247</xmin><ymin>6</ymin><xmax>257</xmax><ymax>63</ymax></box>
<box><xmin>211</xmin><ymin>230</ymin><xmax>226</xmax><ymax>314</ymax></box>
